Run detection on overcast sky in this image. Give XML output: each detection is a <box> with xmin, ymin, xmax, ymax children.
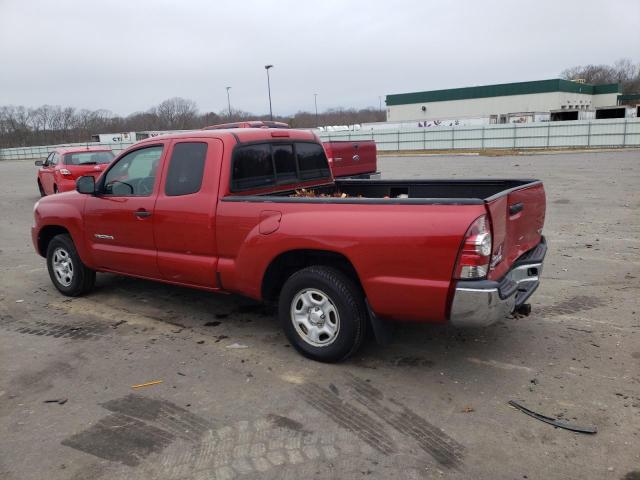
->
<box><xmin>1</xmin><ymin>0</ymin><xmax>638</xmax><ymax>116</ymax></box>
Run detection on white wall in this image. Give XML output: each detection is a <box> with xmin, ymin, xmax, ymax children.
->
<box><xmin>388</xmin><ymin>91</ymin><xmax>618</xmax><ymax>122</ymax></box>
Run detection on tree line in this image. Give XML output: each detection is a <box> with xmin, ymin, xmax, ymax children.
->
<box><xmin>0</xmin><ymin>96</ymin><xmax>384</xmax><ymax>149</ymax></box>
<box><xmin>560</xmin><ymin>58</ymin><xmax>639</xmax><ymax>94</ymax></box>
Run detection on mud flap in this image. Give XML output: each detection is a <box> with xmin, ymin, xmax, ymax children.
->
<box><xmin>366</xmin><ymin>300</ymin><xmax>394</xmax><ymax>346</ymax></box>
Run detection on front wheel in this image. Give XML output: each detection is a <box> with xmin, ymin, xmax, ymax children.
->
<box><xmin>46</xmin><ymin>234</ymin><xmax>96</xmax><ymax>296</ymax></box>
<box><xmin>37</xmin><ymin>180</ymin><xmax>45</xmax><ymax>197</ymax></box>
<box><xmin>279</xmin><ymin>266</ymin><xmax>366</xmax><ymax>362</ymax></box>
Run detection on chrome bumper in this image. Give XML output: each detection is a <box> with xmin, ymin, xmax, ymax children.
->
<box><xmin>449</xmin><ymin>239</ymin><xmax>546</xmax><ymax>327</ymax></box>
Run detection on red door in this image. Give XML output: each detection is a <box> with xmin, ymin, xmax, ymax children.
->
<box><xmin>83</xmin><ymin>144</ymin><xmax>167</xmax><ymax>279</ymax></box>
<box><xmin>40</xmin><ymin>152</ymin><xmax>57</xmax><ymax>194</ymax></box>
<box><xmin>153</xmin><ymin>138</ymin><xmax>223</xmax><ymax>288</ymax></box>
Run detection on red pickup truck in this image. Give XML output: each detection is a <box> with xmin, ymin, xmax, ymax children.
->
<box><xmin>32</xmin><ymin>128</ymin><xmax>546</xmax><ymax>362</ymax></box>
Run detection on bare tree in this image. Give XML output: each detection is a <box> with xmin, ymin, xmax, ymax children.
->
<box><xmin>155</xmin><ymin>97</ymin><xmax>198</xmax><ymax>129</ymax></box>
<box><xmin>561</xmin><ymin>58</ymin><xmax>640</xmax><ymax>92</ymax></box>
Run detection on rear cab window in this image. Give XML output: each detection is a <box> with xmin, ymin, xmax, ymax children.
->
<box><xmin>231</xmin><ymin>142</ymin><xmax>330</xmax><ymax>192</ymax></box>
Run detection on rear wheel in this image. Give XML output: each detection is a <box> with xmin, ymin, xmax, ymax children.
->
<box><xmin>37</xmin><ymin>180</ymin><xmax>45</xmax><ymax>197</ymax></box>
<box><xmin>279</xmin><ymin>266</ymin><xmax>366</xmax><ymax>362</ymax></box>
<box><xmin>46</xmin><ymin>234</ymin><xmax>95</xmax><ymax>296</ymax></box>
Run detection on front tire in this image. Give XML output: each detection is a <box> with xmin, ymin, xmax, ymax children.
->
<box><xmin>46</xmin><ymin>234</ymin><xmax>96</xmax><ymax>296</ymax></box>
<box><xmin>37</xmin><ymin>180</ymin><xmax>45</xmax><ymax>197</ymax></box>
<box><xmin>279</xmin><ymin>266</ymin><xmax>366</xmax><ymax>362</ymax></box>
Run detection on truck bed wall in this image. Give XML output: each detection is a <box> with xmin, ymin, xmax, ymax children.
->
<box><xmin>335</xmin><ymin>179</ymin><xmax>536</xmax><ymax>200</ymax></box>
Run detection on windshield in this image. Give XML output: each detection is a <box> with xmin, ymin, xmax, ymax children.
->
<box><xmin>64</xmin><ymin>151</ymin><xmax>114</xmax><ymax>165</ymax></box>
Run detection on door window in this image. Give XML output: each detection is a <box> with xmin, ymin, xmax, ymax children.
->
<box><xmin>165</xmin><ymin>142</ymin><xmax>208</xmax><ymax>196</ymax></box>
<box><xmin>102</xmin><ymin>146</ymin><xmax>163</xmax><ymax>196</ymax></box>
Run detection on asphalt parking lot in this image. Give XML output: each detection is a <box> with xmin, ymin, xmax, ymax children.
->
<box><xmin>0</xmin><ymin>150</ymin><xmax>638</xmax><ymax>480</ymax></box>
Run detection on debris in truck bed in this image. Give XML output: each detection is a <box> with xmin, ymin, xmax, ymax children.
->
<box><xmin>508</xmin><ymin>400</ymin><xmax>597</xmax><ymax>434</ymax></box>
<box><xmin>290</xmin><ymin>188</ymin><xmax>348</xmax><ymax>198</ymax></box>
<box><xmin>290</xmin><ymin>188</ymin><xmax>402</xmax><ymax>199</ymax></box>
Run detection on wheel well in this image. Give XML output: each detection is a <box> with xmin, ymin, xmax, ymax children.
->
<box><xmin>261</xmin><ymin>249</ymin><xmax>362</xmax><ymax>302</ymax></box>
<box><xmin>37</xmin><ymin>226</ymin><xmax>69</xmax><ymax>257</ymax></box>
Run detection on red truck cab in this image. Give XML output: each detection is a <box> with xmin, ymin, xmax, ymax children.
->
<box><xmin>203</xmin><ymin>121</ymin><xmax>379</xmax><ymax>179</ymax></box>
<box><xmin>35</xmin><ymin>147</ymin><xmax>115</xmax><ymax>196</ymax></box>
<box><xmin>32</xmin><ymin>127</ymin><xmax>546</xmax><ymax>362</ymax></box>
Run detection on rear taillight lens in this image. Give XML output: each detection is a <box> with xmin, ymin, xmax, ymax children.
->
<box><xmin>60</xmin><ymin>169</ymin><xmax>72</xmax><ymax>176</ymax></box>
<box><xmin>454</xmin><ymin>215</ymin><xmax>492</xmax><ymax>279</ymax></box>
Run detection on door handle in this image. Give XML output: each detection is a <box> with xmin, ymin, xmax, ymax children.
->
<box><xmin>509</xmin><ymin>202</ymin><xmax>524</xmax><ymax>216</ymax></box>
<box><xmin>134</xmin><ymin>209</ymin><xmax>152</xmax><ymax>218</ymax></box>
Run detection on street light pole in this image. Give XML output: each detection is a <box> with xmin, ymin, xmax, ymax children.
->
<box><xmin>265</xmin><ymin>65</ymin><xmax>273</xmax><ymax>121</ymax></box>
<box><xmin>226</xmin><ymin>87</ymin><xmax>232</xmax><ymax>118</ymax></box>
<box><xmin>314</xmin><ymin>93</ymin><xmax>318</xmax><ymax>127</ymax></box>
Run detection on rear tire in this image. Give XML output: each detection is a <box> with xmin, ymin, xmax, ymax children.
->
<box><xmin>37</xmin><ymin>180</ymin><xmax>45</xmax><ymax>197</ymax></box>
<box><xmin>279</xmin><ymin>266</ymin><xmax>366</xmax><ymax>362</ymax></box>
<box><xmin>46</xmin><ymin>234</ymin><xmax>95</xmax><ymax>297</ymax></box>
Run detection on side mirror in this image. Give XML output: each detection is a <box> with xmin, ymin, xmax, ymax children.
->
<box><xmin>35</xmin><ymin>160</ymin><xmax>44</xmax><ymax>166</ymax></box>
<box><xmin>76</xmin><ymin>176</ymin><xmax>96</xmax><ymax>194</ymax></box>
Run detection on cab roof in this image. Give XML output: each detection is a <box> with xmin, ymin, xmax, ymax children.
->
<box><xmin>135</xmin><ymin>128</ymin><xmax>318</xmax><ymax>146</ymax></box>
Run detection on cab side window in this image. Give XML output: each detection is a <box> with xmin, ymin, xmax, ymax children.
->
<box><xmin>102</xmin><ymin>146</ymin><xmax>163</xmax><ymax>196</ymax></box>
<box><xmin>165</xmin><ymin>142</ymin><xmax>208</xmax><ymax>196</ymax></box>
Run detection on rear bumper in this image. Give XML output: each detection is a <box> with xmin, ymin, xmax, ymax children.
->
<box><xmin>449</xmin><ymin>237</ymin><xmax>547</xmax><ymax>327</ymax></box>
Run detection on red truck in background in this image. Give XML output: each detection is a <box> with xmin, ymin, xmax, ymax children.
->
<box><xmin>204</xmin><ymin>121</ymin><xmax>379</xmax><ymax>179</ymax></box>
<box><xmin>323</xmin><ymin>141</ymin><xmax>378</xmax><ymax>179</ymax></box>
<box><xmin>32</xmin><ymin>127</ymin><xmax>546</xmax><ymax>362</ymax></box>
<box><xmin>35</xmin><ymin>147</ymin><xmax>115</xmax><ymax>196</ymax></box>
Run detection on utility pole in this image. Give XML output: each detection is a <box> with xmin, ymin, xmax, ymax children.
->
<box><xmin>265</xmin><ymin>65</ymin><xmax>273</xmax><ymax>121</ymax></box>
<box><xmin>314</xmin><ymin>93</ymin><xmax>318</xmax><ymax>127</ymax></box>
<box><xmin>226</xmin><ymin>87</ymin><xmax>232</xmax><ymax>118</ymax></box>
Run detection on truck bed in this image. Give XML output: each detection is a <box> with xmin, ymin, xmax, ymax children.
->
<box><xmin>223</xmin><ymin>177</ymin><xmax>546</xmax><ymax>284</ymax></box>
<box><xmin>224</xmin><ymin>179</ymin><xmax>541</xmax><ymax>204</ymax></box>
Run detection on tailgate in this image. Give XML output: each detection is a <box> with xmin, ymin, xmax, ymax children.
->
<box><xmin>324</xmin><ymin>141</ymin><xmax>376</xmax><ymax>178</ymax></box>
<box><xmin>486</xmin><ymin>182</ymin><xmax>546</xmax><ymax>280</ymax></box>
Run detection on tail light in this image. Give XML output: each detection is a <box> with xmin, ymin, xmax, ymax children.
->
<box><xmin>59</xmin><ymin>168</ymin><xmax>72</xmax><ymax>176</ymax></box>
<box><xmin>454</xmin><ymin>215</ymin><xmax>492</xmax><ymax>279</ymax></box>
